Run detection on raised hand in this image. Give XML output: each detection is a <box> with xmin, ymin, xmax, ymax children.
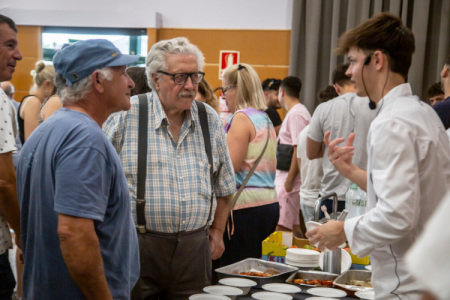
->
<box><xmin>323</xmin><ymin>131</ymin><xmax>355</xmax><ymax>178</ymax></box>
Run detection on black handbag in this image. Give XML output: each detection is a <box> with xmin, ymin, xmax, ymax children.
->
<box><xmin>276</xmin><ymin>141</ymin><xmax>293</xmax><ymax>171</ymax></box>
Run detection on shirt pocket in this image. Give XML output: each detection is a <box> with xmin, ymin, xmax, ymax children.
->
<box><xmin>186</xmin><ymin>158</ymin><xmax>211</xmax><ymax>201</ymax></box>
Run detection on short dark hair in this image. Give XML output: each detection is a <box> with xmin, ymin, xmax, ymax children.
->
<box><xmin>262</xmin><ymin>78</ymin><xmax>281</xmax><ymax>91</ymax></box>
<box><xmin>332</xmin><ymin>63</ymin><xmax>352</xmax><ymax>86</ymax></box>
<box><xmin>318</xmin><ymin>85</ymin><xmax>339</xmax><ymax>103</ymax></box>
<box><xmin>426</xmin><ymin>82</ymin><xmax>444</xmax><ymax>99</ymax></box>
<box><xmin>280</xmin><ymin>76</ymin><xmax>302</xmax><ymax>99</ymax></box>
<box><xmin>126</xmin><ymin>66</ymin><xmax>151</xmax><ymax>96</ymax></box>
<box><xmin>0</xmin><ymin>14</ymin><xmax>18</xmax><ymax>33</ymax></box>
<box><xmin>336</xmin><ymin>12</ymin><xmax>415</xmax><ymax>79</ymax></box>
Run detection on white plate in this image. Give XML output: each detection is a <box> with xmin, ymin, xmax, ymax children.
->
<box><xmin>251</xmin><ymin>291</ymin><xmax>293</xmax><ymax>300</ymax></box>
<box><xmin>262</xmin><ymin>283</ymin><xmax>301</xmax><ymax>294</ymax></box>
<box><xmin>307</xmin><ymin>287</ymin><xmax>347</xmax><ymax>297</ymax></box>
<box><xmin>319</xmin><ymin>249</ymin><xmax>352</xmax><ymax>274</ymax></box>
<box><xmin>285</xmin><ymin>259</ymin><xmax>319</xmax><ymax>268</ymax></box>
<box><xmin>287</xmin><ymin>248</ymin><xmax>321</xmax><ymax>257</ymax></box>
<box><xmin>190</xmin><ymin>294</ymin><xmax>231</xmax><ymax>300</ymax></box>
<box><xmin>306</xmin><ymin>298</ymin><xmax>343</xmax><ymax>300</ymax></box>
<box><xmin>219</xmin><ymin>278</ymin><xmax>257</xmax><ymax>287</ymax></box>
<box><xmin>365</xmin><ymin>265</ymin><xmax>372</xmax><ymax>271</ymax></box>
<box><xmin>355</xmin><ymin>290</ymin><xmax>375</xmax><ymax>299</ymax></box>
<box><xmin>203</xmin><ymin>286</ymin><xmax>243</xmax><ymax>296</ymax></box>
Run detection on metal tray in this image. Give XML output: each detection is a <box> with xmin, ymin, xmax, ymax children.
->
<box><xmin>214</xmin><ymin>258</ymin><xmax>298</xmax><ymax>288</ymax></box>
<box><xmin>333</xmin><ymin>269</ymin><xmax>373</xmax><ymax>296</ymax></box>
<box><xmin>285</xmin><ymin>270</ymin><xmax>339</xmax><ymax>293</ymax></box>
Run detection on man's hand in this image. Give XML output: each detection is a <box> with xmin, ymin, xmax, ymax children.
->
<box><xmin>305</xmin><ymin>220</ymin><xmax>347</xmax><ymax>251</ymax></box>
<box><xmin>209</xmin><ymin>227</ymin><xmax>225</xmax><ymax>260</ymax></box>
<box><xmin>284</xmin><ymin>179</ymin><xmax>294</xmax><ymax>193</ymax></box>
<box><xmin>324</xmin><ymin>131</ymin><xmax>355</xmax><ymax>178</ymax></box>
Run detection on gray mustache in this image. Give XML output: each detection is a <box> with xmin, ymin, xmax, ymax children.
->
<box><xmin>178</xmin><ymin>91</ymin><xmax>196</xmax><ymax>98</ymax></box>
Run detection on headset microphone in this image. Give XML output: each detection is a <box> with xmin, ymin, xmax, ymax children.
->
<box><xmin>361</xmin><ymin>53</ymin><xmax>377</xmax><ymax>110</ymax></box>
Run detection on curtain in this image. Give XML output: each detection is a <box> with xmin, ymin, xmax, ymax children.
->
<box><xmin>289</xmin><ymin>0</ymin><xmax>450</xmax><ymax>113</ymax></box>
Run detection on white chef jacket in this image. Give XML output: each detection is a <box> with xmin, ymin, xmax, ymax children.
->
<box><xmin>406</xmin><ymin>191</ymin><xmax>450</xmax><ymax>300</ymax></box>
<box><xmin>344</xmin><ymin>83</ymin><xmax>450</xmax><ymax>300</ymax></box>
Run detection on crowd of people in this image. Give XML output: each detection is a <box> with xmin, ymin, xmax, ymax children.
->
<box><xmin>1</xmin><ymin>10</ymin><xmax>450</xmax><ymax>300</ymax></box>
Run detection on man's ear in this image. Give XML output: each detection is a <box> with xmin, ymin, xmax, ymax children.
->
<box><xmin>264</xmin><ymin>90</ymin><xmax>269</xmax><ymax>98</ymax></box>
<box><xmin>443</xmin><ymin>65</ymin><xmax>450</xmax><ymax>79</ymax></box>
<box><xmin>333</xmin><ymin>84</ymin><xmax>341</xmax><ymax>95</ymax></box>
<box><xmin>373</xmin><ymin>50</ymin><xmax>386</xmax><ymax>72</ymax></box>
<box><xmin>91</xmin><ymin>71</ymin><xmax>105</xmax><ymax>94</ymax></box>
<box><xmin>152</xmin><ymin>73</ymin><xmax>161</xmax><ymax>91</ymax></box>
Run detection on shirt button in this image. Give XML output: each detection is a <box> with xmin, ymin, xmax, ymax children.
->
<box><xmin>183</xmin><ymin>221</ymin><xmax>186</xmax><ymax>224</ymax></box>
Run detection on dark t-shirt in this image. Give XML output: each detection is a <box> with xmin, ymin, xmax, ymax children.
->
<box><xmin>433</xmin><ymin>96</ymin><xmax>450</xmax><ymax>130</ymax></box>
<box><xmin>265</xmin><ymin>106</ymin><xmax>282</xmax><ymax>127</ymax></box>
<box><xmin>17</xmin><ymin>108</ymin><xmax>139</xmax><ymax>300</ymax></box>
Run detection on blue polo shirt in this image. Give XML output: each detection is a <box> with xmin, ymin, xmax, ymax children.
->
<box><xmin>17</xmin><ymin>109</ymin><xmax>139</xmax><ymax>300</ymax></box>
<box><xmin>433</xmin><ymin>96</ymin><xmax>450</xmax><ymax>129</ymax></box>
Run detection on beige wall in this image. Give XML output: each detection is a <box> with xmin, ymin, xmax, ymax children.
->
<box><xmin>11</xmin><ymin>26</ymin><xmax>42</xmax><ymax>103</ymax></box>
<box><xmin>11</xmin><ymin>26</ymin><xmax>290</xmax><ymax>119</ymax></box>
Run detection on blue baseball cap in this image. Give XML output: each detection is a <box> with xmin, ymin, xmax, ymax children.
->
<box><xmin>53</xmin><ymin>39</ymin><xmax>140</xmax><ymax>86</ymax></box>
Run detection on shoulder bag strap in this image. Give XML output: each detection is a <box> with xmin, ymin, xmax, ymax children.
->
<box><xmin>136</xmin><ymin>93</ymin><xmax>148</xmax><ymax>233</ymax></box>
<box><xmin>229</xmin><ymin>114</ymin><xmax>271</xmax><ymax>210</ymax></box>
<box><xmin>195</xmin><ymin>101</ymin><xmax>215</xmax><ymax>229</ymax></box>
<box><xmin>227</xmin><ymin>114</ymin><xmax>271</xmax><ymax>238</ymax></box>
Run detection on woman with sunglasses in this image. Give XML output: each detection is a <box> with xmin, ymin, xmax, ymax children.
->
<box><xmin>219</xmin><ymin>63</ymin><xmax>279</xmax><ymax>266</ymax></box>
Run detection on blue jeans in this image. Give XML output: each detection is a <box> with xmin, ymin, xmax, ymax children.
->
<box><xmin>0</xmin><ymin>250</ymin><xmax>16</xmax><ymax>300</ymax></box>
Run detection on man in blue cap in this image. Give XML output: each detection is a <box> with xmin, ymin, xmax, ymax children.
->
<box><xmin>17</xmin><ymin>39</ymin><xmax>140</xmax><ymax>300</ymax></box>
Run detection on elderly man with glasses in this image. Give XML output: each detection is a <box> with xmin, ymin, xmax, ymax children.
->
<box><xmin>104</xmin><ymin>37</ymin><xmax>235</xmax><ymax>300</ymax></box>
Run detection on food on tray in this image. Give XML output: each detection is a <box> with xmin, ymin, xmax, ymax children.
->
<box><xmin>303</xmin><ymin>245</ymin><xmax>321</xmax><ymax>252</ymax></box>
<box><xmin>292</xmin><ymin>278</ymin><xmax>334</xmax><ymax>286</ymax></box>
<box><xmin>239</xmin><ymin>271</ymin><xmax>274</xmax><ymax>277</ymax></box>
<box><xmin>348</xmin><ymin>280</ymin><xmax>372</xmax><ymax>287</ymax></box>
<box><xmin>294</xmin><ymin>279</ymin><xmax>305</xmax><ymax>284</ymax></box>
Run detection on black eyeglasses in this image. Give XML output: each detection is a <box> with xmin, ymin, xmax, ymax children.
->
<box><xmin>218</xmin><ymin>85</ymin><xmax>236</xmax><ymax>95</ymax></box>
<box><xmin>157</xmin><ymin>70</ymin><xmax>205</xmax><ymax>85</ymax></box>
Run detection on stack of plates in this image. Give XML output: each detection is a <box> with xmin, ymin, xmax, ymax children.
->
<box><xmin>285</xmin><ymin>248</ymin><xmax>320</xmax><ymax>267</ymax></box>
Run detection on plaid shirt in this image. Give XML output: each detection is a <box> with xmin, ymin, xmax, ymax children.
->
<box><xmin>103</xmin><ymin>91</ymin><xmax>236</xmax><ymax>233</ymax></box>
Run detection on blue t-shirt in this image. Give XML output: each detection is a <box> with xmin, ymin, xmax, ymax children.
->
<box><xmin>17</xmin><ymin>109</ymin><xmax>139</xmax><ymax>300</ymax></box>
<box><xmin>433</xmin><ymin>96</ymin><xmax>450</xmax><ymax>130</ymax></box>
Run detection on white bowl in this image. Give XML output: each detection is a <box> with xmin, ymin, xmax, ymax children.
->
<box><xmin>355</xmin><ymin>290</ymin><xmax>375</xmax><ymax>299</ymax></box>
<box><xmin>203</xmin><ymin>285</ymin><xmax>243</xmax><ymax>300</ymax></box>
<box><xmin>307</xmin><ymin>287</ymin><xmax>348</xmax><ymax>297</ymax></box>
<box><xmin>306</xmin><ymin>221</ymin><xmax>322</xmax><ymax>232</ymax></box>
<box><xmin>189</xmin><ymin>294</ymin><xmax>231</xmax><ymax>300</ymax></box>
<box><xmin>251</xmin><ymin>291</ymin><xmax>293</xmax><ymax>300</ymax></box>
<box><xmin>262</xmin><ymin>283</ymin><xmax>301</xmax><ymax>296</ymax></box>
<box><xmin>219</xmin><ymin>278</ymin><xmax>257</xmax><ymax>295</ymax></box>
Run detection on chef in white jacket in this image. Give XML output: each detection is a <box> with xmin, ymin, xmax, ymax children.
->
<box><xmin>306</xmin><ymin>13</ymin><xmax>450</xmax><ymax>300</ymax></box>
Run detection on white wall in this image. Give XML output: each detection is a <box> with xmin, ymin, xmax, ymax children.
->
<box><xmin>0</xmin><ymin>0</ymin><xmax>293</xmax><ymax>30</ymax></box>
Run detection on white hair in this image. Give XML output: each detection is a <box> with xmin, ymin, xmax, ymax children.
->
<box><xmin>54</xmin><ymin>67</ymin><xmax>113</xmax><ymax>106</ymax></box>
<box><xmin>145</xmin><ymin>37</ymin><xmax>205</xmax><ymax>90</ymax></box>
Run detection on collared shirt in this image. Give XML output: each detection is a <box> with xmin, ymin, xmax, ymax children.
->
<box><xmin>103</xmin><ymin>91</ymin><xmax>236</xmax><ymax>233</ymax></box>
<box><xmin>0</xmin><ymin>90</ymin><xmax>16</xmax><ymax>255</ymax></box>
<box><xmin>344</xmin><ymin>84</ymin><xmax>450</xmax><ymax>300</ymax></box>
<box><xmin>433</xmin><ymin>96</ymin><xmax>450</xmax><ymax>129</ymax></box>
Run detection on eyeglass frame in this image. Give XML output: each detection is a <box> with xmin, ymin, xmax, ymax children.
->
<box><xmin>219</xmin><ymin>85</ymin><xmax>237</xmax><ymax>95</ymax></box>
<box><xmin>157</xmin><ymin>70</ymin><xmax>205</xmax><ymax>85</ymax></box>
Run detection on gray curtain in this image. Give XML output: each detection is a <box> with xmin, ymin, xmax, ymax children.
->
<box><xmin>289</xmin><ymin>0</ymin><xmax>450</xmax><ymax>114</ymax></box>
